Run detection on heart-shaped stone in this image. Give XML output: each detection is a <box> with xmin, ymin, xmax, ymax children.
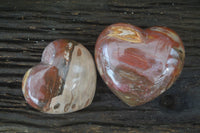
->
<box><xmin>95</xmin><ymin>23</ymin><xmax>185</xmax><ymax>106</ymax></box>
<box><xmin>22</xmin><ymin>39</ymin><xmax>96</xmax><ymax>114</ymax></box>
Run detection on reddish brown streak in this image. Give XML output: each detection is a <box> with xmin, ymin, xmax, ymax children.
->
<box><xmin>77</xmin><ymin>48</ymin><xmax>82</xmax><ymax>56</ymax></box>
<box><xmin>118</xmin><ymin>48</ymin><xmax>150</xmax><ymax>70</ymax></box>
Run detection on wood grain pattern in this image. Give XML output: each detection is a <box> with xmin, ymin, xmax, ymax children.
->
<box><xmin>0</xmin><ymin>0</ymin><xmax>200</xmax><ymax>132</ymax></box>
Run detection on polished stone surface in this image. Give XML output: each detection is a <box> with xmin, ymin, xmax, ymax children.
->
<box><xmin>95</xmin><ymin>23</ymin><xmax>185</xmax><ymax>106</ymax></box>
<box><xmin>22</xmin><ymin>39</ymin><xmax>96</xmax><ymax>114</ymax></box>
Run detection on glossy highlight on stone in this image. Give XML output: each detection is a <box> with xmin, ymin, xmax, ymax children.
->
<box><xmin>22</xmin><ymin>39</ymin><xmax>96</xmax><ymax>114</ymax></box>
<box><xmin>95</xmin><ymin>23</ymin><xmax>185</xmax><ymax>106</ymax></box>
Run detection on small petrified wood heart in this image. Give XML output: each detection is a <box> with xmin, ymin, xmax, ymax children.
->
<box><xmin>22</xmin><ymin>39</ymin><xmax>96</xmax><ymax>114</ymax></box>
<box><xmin>95</xmin><ymin>23</ymin><xmax>185</xmax><ymax>106</ymax></box>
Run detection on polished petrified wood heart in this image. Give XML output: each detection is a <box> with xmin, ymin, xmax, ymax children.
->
<box><xmin>22</xmin><ymin>39</ymin><xmax>96</xmax><ymax>114</ymax></box>
<box><xmin>95</xmin><ymin>23</ymin><xmax>185</xmax><ymax>106</ymax></box>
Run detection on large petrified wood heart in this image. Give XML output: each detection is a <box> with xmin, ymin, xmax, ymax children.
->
<box><xmin>22</xmin><ymin>39</ymin><xmax>96</xmax><ymax>114</ymax></box>
<box><xmin>95</xmin><ymin>23</ymin><xmax>185</xmax><ymax>106</ymax></box>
